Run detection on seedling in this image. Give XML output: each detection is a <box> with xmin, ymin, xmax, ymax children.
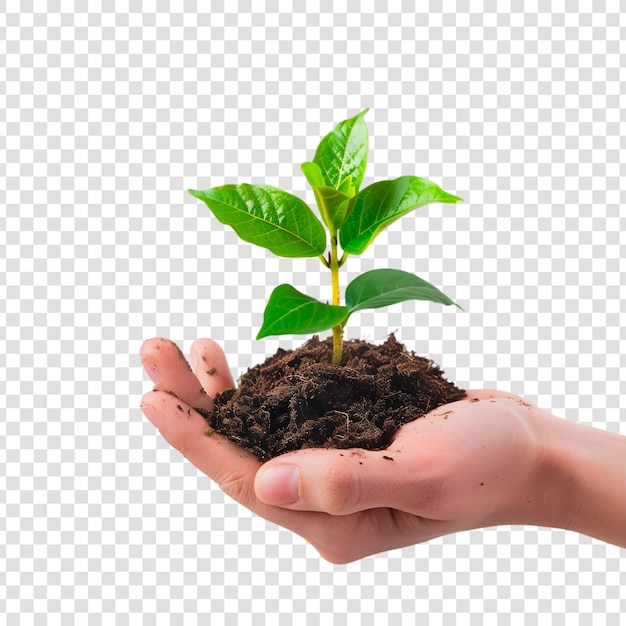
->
<box><xmin>189</xmin><ymin>109</ymin><xmax>462</xmax><ymax>365</ymax></box>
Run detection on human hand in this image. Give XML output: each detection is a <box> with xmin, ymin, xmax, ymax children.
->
<box><xmin>140</xmin><ymin>338</ymin><xmax>626</xmax><ymax>562</ymax></box>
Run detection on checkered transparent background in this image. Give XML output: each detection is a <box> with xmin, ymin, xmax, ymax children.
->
<box><xmin>1</xmin><ymin>1</ymin><xmax>625</xmax><ymax>623</ymax></box>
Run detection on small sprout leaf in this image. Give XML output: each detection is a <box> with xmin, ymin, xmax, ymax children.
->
<box><xmin>257</xmin><ymin>284</ymin><xmax>350</xmax><ymax>339</ymax></box>
<box><xmin>339</xmin><ymin>176</ymin><xmax>462</xmax><ymax>255</ymax></box>
<box><xmin>345</xmin><ymin>268</ymin><xmax>462</xmax><ymax>315</ymax></box>
<box><xmin>302</xmin><ymin>162</ymin><xmax>356</xmax><ymax>231</ymax></box>
<box><xmin>188</xmin><ymin>184</ymin><xmax>326</xmax><ymax>258</ymax></box>
<box><xmin>312</xmin><ymin>108</ymin><xmax>369</xmax><ymax>193</ymax></box>
<box><xmin>300</xmin><ymin>161</ymin><xmax>326</xmax><ymax>188</ymax></box>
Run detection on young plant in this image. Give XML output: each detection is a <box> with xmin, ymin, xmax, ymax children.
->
<box><xmin>189</xmin><ymin>109</ymin><xmax>462</xmax><ymax>365</ymax></box>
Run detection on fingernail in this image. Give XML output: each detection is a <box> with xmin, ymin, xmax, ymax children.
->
<box><xmin>141</xmin><ymin>403</ymin><xmax>159</xmax><ymax>427</ymax></box>
<box><xmin>256</xmin><ymin>464</ymin><xmax>300</xmax><ymax>505</ymax></box>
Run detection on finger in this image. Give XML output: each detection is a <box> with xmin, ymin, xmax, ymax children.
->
<box><xmin>140</xmin><ymin>389</ymin><xmax>262</xmax><ymax>498</ymax></box>
<box><xmin>253</xmin><ymin>447</ymin><xmax>439</xmax><ymax>516</ymax></box>
<box><xmin>139</xmin><ymin>390</ymin><xmax>344</xmax><ymax>546</ymax></box>
<box><xmin>140</xmin><ymin>338</ymin><xmax>213</xmax><ymax>412</ymax></box>
<box><xmin>189</xmin><ymin>338</ymin><xmax>235</xmax><ymax>398</ymax></box>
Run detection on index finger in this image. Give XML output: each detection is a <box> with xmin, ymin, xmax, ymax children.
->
<box><xmin>140</xmin><ymin>337</ymin><xmax>213</xmax><ymax>412</ymax></box>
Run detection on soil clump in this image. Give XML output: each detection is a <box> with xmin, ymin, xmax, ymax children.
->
<box><xmin>199</xmin><ymin>334</ymin><xmax>466</xmax><ymax>461</ymax></box>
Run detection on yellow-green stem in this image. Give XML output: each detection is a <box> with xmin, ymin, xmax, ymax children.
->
<box><xmin>329</xmin><ymin>234</ymin><xmax>343</xmax><ymax>365</ymax></box>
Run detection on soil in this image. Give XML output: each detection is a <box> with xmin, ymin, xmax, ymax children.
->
<box><xmin>197</xmin><ymin>334</ymin><xmax>466</xmax><ymax>461</ymax></box>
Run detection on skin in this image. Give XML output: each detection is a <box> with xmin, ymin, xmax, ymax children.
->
<box><xmin>140</xmin><ymin>338</ymin><xmax>626</xmax><ymax>564</ymax></box>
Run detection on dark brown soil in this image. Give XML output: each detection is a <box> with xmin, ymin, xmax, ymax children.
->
<box><xmin>198</xmin><ymin>334</ymin><xmax>466</xmax><ymax>461</ymax></box>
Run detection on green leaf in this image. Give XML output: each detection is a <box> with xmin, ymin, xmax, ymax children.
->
<box><xmin>257</xmin><ymin>284</ymin><xmax>350</xmax><ymax>339</ymax></box>
<box><xmin>339</xmin><ymin>176</ymin><xmax>463</xmax><ymax>255</ymax></box>
<box><xmin>188</xmin><ymin>184</ymin><xmax>326</xmax><ymax>258</ymax></box>
<box><xmin>345</xmin><ymin>268</ymin><xmax>461</xmax><ymax>314</ymax></box>
<box><xmin>301</xmin><ymin>162</ymin><xmax>356</xmax><ymax>231</ymax></box>
<box><xmin>312</xmin><ymin>108</ymin><xmax>369</xmax><ymax>193</ymax></box>
<box><xmin>300</xmin><ymin>161</ymin><xmax>326</xmax><ymax>188</ymax></box>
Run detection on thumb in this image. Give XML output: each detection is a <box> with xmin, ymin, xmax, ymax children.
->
<box><xmin>254</xmin><ymin>449</ymin><xmax>416</xmax><ymax>515</ymax></box>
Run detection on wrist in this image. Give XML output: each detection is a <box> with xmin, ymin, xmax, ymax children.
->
<box><xmin>520</xmin><ymin>411</ymin><xmax>626</xmax><ymax>547</ymax></box>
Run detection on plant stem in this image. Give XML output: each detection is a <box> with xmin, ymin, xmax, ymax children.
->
<box><xmin>329</xmin><ymin>233</ymin><xmax>343</xmax><ymax>365</ymax></box>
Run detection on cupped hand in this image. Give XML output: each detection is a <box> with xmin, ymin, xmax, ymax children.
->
<box><xmin>140</xmin><ymin>338</ymin><xmax>545</xmax><ymax>563</ymax></box>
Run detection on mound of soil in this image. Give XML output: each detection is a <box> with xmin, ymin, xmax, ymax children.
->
<box><xmin>197</xmin><ymin>334</ymin><xmax>465</xmax><ymax>461</ymax></box>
